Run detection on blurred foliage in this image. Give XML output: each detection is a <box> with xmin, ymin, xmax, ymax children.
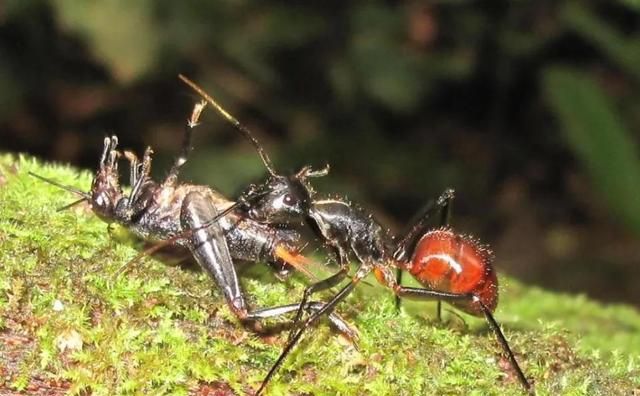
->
<box><xmin>544</xmin><ymin>67</ymin><xmax>640</xmax><ymax>234</ymax></box>
<box><xmin>0</xmin><ymin>1</ymin><xmax>639</xmax><ymax>304</ymax></box>
<box><xmin>52</xmin><ymin>0</ymin><xmax>160</xmax><ymax>83</ymax></box>
<box><xmin>561</xmin><ymin>2</ymin><xmax>640</xmax><ymax>82</ymax></box>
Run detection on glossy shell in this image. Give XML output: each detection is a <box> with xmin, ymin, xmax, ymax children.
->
<box><xmin>408</xmin><ymin>228</ymin><xmax>498</xmax><ymax>316</ymax></box>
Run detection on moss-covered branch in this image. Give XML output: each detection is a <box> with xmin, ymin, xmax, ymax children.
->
<box><xmin>1</xmin><ymin>154</ymin><xmax>639</xmax><ymax>395</ymax></box>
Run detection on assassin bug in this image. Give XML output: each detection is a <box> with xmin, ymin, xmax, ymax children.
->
<box><xmin>179</xmin><ymin>76</ymin><xmax>532</xmax><ymax>394</ymax></box>
<box><xmin>28</xmin><ymin>102</ymin><xmax>357</xmax><ymax>337</ymax></box>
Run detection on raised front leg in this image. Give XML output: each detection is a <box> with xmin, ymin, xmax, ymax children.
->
<box><xmin>128</xmin><ymin>147</ymin><xmax>153</xmax><ymax>205</ymax></box>
<box><xmin>164</xmin><ymin>100</ymin><xmax>207</xmax><ymax>186</ymax></box>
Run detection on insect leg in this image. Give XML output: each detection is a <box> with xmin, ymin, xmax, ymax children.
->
<box><xmin>394</xmin><ymin>286</ymin><xmax>531</xmax><ymax>393</ymax></box>
<box><xmin>28</xmin><ymin>136</ymin><xmax>118</xmax><ymax>211</ymax></box>
<box><xmin>122</xmin><ymin>151</ymin><xmax>140</xmax><ymax>187</ymax></box>
<box><xmin>178</xmin><ymin>74</ymin><xmax>278</xmax><ymax>176</ymax></box>
<box><xmin>288</xmin><ymin>265</ymin><xmax>349</xmax><ymax>342</ymax></box>
<box><xmin>247</xmin><ymin>301</ymin><xmax>359</xmax><ymax>347</ymax></box>
<box><xmin>393</xmin><ymin>188</ymin><xmax>455</xmax><ymax>314</ymax></box>
<box><xmin>128</xmin><ymin>147</ymin><xmax>153</xmax><ymax>205</ymax></box>
<box><xmin>165</xmin><ymin>100</ymin><xmax>207</xmax><ymax>185</ymax></box>
<box><xmin>393</xmin><ymin>188</ymin><xmax>455</xmax><ymax>262</ymax></box>
<box><xmin>181</xmin><ymin>191</ymin><xmax>248</xmax><ymax>321</ymax></box>
<box><xmin>255</xmin><ymin>264</ymin><xmax>371</xmax><ymax>396</ymax></box>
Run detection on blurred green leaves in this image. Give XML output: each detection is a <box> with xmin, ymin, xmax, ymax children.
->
<box><xmin>544</xmin><ymin>67</ymin><xmax>640</xmax><ymax>233</ymax></box>
<box><xmin>562</xmin><ymin>2</ymin><xmax>640</xmax><ymax>82</ymax></box>
<box><xmin>348</xmin><ymin>4</ymin><xmax>428</xmax><ymax>112</ymax></box>
<box><xmin>52</xmin><ymin>0</ymin><xmax>161</xmax><ymax>82</ymax></box>
<box><xmin>543</xmin><ymin>1</ymin><xmax>640</xmax><ymax>235</ymax></box>
<box><xmin>0</xmin><ymin>62</ymin><xmax>24</xmax><ymax>120</ymax></box>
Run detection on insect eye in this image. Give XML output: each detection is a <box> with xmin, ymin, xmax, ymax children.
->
<box><xmin>283</xmin><ymin>193</ymin><xmax>297</xmax><ymax>206</ymax></box>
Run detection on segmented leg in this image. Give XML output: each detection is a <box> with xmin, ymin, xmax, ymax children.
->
<box><xmin>164</xmin><ymin>100</ymin><xmax>207</xmax><ymax>185</ymax></box>
<box><xmin>123</xmin><ymin>151</ymin><xmax>140</xmax><ymax>187</ymax></box>
<box><xmin>247</xmin><ymin>301</ymin><xmax>359</xmax><ymax>346</ymax></box>
<box><xmin>255</xmin><ymin>263</ymin><xmax>372</xmax><ymax>395</ymax></box>
<box><xmin>128</xmin><ymin>147</ymin><xmax>153</xmax><ymax>205</ymax></box>
<box><xmin>394</xmin><ymin>188</ymin><xmax>455</xmax><ymax>316</ymax></box>
<box><xmin>181</xmin><ymin>191</ymin><xmax>248</xmax><ymax>319</ymax></box>
<box><xmin>394</xmin><ymin>286</ymin><xmax>531</xmax><ymax>393</ymax></box>
<box><xmin>288</xmin><ymin>265</ymin><xmax>349</xmax><ymax>343</ymax></box>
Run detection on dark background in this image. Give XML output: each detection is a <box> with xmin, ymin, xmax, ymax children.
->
<box><xmin>1</xmin><ymin>1</ymin><xmax>639</xmax><ymax>306</ymax></box>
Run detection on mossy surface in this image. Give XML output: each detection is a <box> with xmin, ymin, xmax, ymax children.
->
<box><xmin>1</xmin><ymin>153</ymin><xmax>639</xmax><ymax>395</ymax></box>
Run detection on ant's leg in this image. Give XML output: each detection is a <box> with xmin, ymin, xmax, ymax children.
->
<box><xmin>288</xmin><ymin>265</ymin><xmax>350</xmax><ymax>342</ymax></box>
<box><xmin>165</xmin><ymin>100</ymin><xmax>207</xmax><ymax>185</ymax></box>
<box><xmin>394</xmin><ymin>267</ymin><xmax>403</xmax><ymax>312</ymax></box>
<box><xmin>255</xmin><ymin>263</ymin><xmax>371</xmax><ymax>396</ymax></box>
<box><xmin>435</xmin><ymin>193</ymin><xmax>453</xmax><ymax>321</ymax></box>
<box><xmin>393</xmin><ymin>189</ymin><xmax>455</xmax><ymax>261</ymax></box>
<box><xmin>394</xmin><ymin>188</ymin><xmax>455</xmax><ymax>314</ymax></box>
<box><xmin>394</xmin><ymin>286</ymin><xmax>531</xmax><ymax>393</ymax></box>
<box><xmin>247</xmin><ymin>301</ymin><xmax>359</xmax><ymax>346</ymax></box>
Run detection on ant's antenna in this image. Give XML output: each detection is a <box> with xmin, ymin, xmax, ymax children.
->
<box><xmin>29</xmin><ymin>172</ymin><xmax>91</xmax><ymax>211</ymax></box>
<box><xmin>178</xmin><ymin>74</ymin><xmax>278</xmax><ymax>177</ymax></box>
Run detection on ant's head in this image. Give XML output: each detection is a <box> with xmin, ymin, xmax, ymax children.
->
<box><xmin>178</xmin><ymin>75</ymin><xmax>330</xmax><ymax>224</ymax></box>
<box><xmin>246</xmin><ymin>165</ymin><xmax>329</xmax><ymax>225</ymax></box>
<box><xmin>89</xmin><ymin>136</ymin><xmax>124</xmax><ymax>221</ymax></box>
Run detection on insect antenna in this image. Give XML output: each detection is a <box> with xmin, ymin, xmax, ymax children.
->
<box><xmin>29</xmin><ymin>172</ymin><xmax>91</xmax><ymax>211</ymax></box>
<box><xmin>178</xmin><ymin>74</ymin><xmax>277</xmax><ymax>177</ymax></box>
<box><xmin>56</xmin><ymin>197</ymin><xmax>90</xmax><ymax>212</ymax></box>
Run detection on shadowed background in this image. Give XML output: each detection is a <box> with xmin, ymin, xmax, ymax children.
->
<box><xmin>1</xmin><ymin>1</ymin><xmax>639</xmax><ymax>306</ymax></box>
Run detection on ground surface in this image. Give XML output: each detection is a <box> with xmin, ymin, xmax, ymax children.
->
<box><xmin>1</xmin><ymin>154</ymin><xmax>639</xmax><ymax>395</ymax></box>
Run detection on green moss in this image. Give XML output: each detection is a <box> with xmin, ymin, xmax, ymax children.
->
<box><xmin>1</xmin><ymin>153</ymin><xmax>639</xmax><ymax>395</ymax></box>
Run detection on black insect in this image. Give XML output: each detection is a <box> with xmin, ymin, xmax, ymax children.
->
<box><xmin>29</xmin><ymin>101</ymin><xmax>356</xmax><ymax>337</ymax></box>
<box><xmin>179</xmin><ymin>75</ymin><xmax>532</xmax><ymax>395</ymax></box>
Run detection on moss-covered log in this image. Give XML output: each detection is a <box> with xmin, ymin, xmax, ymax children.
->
<box><xmin>1</xmin><ymin>154</ymin><xmax>639</xmax><ymax>395</ymax></box>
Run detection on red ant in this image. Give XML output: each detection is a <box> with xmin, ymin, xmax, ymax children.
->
<box><xmin>251</xmin><ymin>191</ymin><xmax>532</xmax><ymax>395</ymax></box>
<box><xmin>179</xmin><ymin>76</ymin><xmax>533</xmax><ymax>394</ymax></box>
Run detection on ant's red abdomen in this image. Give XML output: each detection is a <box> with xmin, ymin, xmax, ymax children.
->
<box><xmin>408</xmin><ymin>228</ymin><xmax>498</xmax><ymax>316</ymax></box>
